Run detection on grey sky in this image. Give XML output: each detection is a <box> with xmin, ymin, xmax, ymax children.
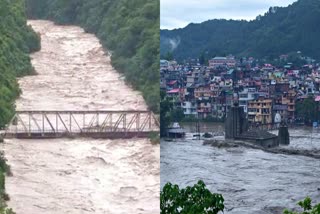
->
<box><xmin>161</xmin><ymin>0</ymin><xmax>297</xmax><ymax>30</ymax></box>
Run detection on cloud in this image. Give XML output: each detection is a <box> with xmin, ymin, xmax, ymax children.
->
<box><xmin>161</xmin><ymin>0</ymin><xmax>297</xmax><ymax>29</ymax></box>
<box><xmin>168</xmin><ymin>37</ymin><xmax>181</xmax><ymax>51</ymax></box>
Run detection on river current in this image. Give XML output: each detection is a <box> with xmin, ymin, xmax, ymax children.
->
<box><xmin>161</xmin><ymin>123</ymin><xmax>320</xmax><ymax>214</ymax></box>
<box><xmin>2</xmin><ymin>20</ymin><xmax>159</xmax><ymax>214</ymax></box>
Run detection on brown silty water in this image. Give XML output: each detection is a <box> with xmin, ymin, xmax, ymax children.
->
<box><xmin>2</xmin><ymin>20</ymin><xmax>160</xmax><ymax>214</ymax></box>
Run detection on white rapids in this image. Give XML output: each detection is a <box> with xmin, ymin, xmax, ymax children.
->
<box><xmin>2</xmin><ymin>20</ymin><xmax>159</xmax><ymax>214</ymax></box>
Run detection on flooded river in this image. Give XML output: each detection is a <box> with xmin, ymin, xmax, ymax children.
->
<box><xmin>161</xmin><ymin>123</ymin><xmax>320</xmax><ymax>214</ymax></box>
<box><xmin>2</xmin><ymin>20</ymin><xmax>159</xmax><ymax>214</ymax></box>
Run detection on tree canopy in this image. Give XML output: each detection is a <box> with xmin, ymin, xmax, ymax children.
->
<box><xmin>161</xmin><ymin>180</ymin><xmax>225</xmax><ymax>214</ymax></box>
<box><xmin>0</xmin><ymin>0</ymin><xmax>40</xmax><ymax>128</ymax></box>
<box><xmin>161</xmin><ymin>0</ymin><xmax>320</xmax><ymax>61</ymax></box>
<box><xmin>284</xmin><ymin>197</ymin><xmax>320</xmax><ymax>214</ymax></box>
<box><xmin>26</xmin><ymin>0</ymin><xmax>160</xmax><ymax>113</ymax></box>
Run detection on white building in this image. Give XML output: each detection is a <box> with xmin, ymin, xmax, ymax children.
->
<box><xmin>181</xmin><ymin>101</ymin><xmax>197</xmax><ymax>115</ymax></box>
<box><xmin>238</xmin><ymin>88</ymin><xmax>258</xmax><ymax>113</ymax></box>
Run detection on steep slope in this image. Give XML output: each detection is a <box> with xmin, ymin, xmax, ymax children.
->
<box><xmin>0</xmin><ymin>0</ymin><xmax>40</xmax><ymax>128</ymax></box>
<box><xmin>161</xmin><ymin>0</ymin><xmax>320</xmax><ymax>61</ymax></box>
<box><xmin>26</xmin><ymin>0</ymin><xmax>160</xmax><ymax>113</ymax></box>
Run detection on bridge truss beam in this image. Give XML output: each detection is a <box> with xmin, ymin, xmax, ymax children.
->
<box><xmin>4</xmin><ymin>110</ymin><xmax>159</xmax><ymax>139</ymax></box>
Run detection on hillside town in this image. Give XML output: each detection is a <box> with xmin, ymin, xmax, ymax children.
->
<box><xmin>161</xmin><ymin>54</ymin><xmax>320</xmax><ymax>126</ymax></box>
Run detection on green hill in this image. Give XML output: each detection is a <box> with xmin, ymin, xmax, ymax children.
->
<box><xmin>0</xmin><ymin>0</ymin><xmax>40</xmax><ymax>128</ymax></box>
<box><xmin>26</xmin><ymin>0</ymin><xmax>160</xmax><ymax>113</ymax></box>
<box><xmin>160</xmin><ymin>0</ymin><xmax>320</xmax><ymax>61</ymax></box>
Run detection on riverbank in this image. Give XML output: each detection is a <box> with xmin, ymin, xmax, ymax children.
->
<box><xmin>0</xmin><ymin>1</ymin><xmax>41</xmax><ymax>212</ymax></box>
<box><xmin>0</xmin><ymin>0</ymin><xmax>40</xmax><ymax>128</ymax></box>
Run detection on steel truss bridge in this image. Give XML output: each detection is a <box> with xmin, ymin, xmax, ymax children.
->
<box><xmin>3</xmin><ymin>110</ymin><xmax>159</xmax><ymax>139</ymax></box>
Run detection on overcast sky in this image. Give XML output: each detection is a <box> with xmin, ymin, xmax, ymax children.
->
<box><xmin>161</xmin><ymin>0</ymin><xmax>298</xmax><ymax>30</ymax></box>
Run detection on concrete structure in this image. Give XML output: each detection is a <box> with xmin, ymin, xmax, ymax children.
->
<box><xmin>238</xmin><ymin>88</ymin><xmax>258</xmax><ymax>113</ymax></box>
<box><xmin>248</xmin><ymin>98</ymin><xmax>273</xmax><ymax>124</ymax></box>
<box><xmin>181</xmin><ymin>101</ymin><xmax>197</xmax><ymax>115</ymax></box>
<box><xmin>278</xmin><ymin>123</ymin><xmax>290</xmax><ymax>145</ymax></box>
<box><xmin>160</xmin><ymin>60</ymin><xmax>169</xmax><ymax>70</ymax></box>
<box><xmin>167</xmin><ymin>122</ymin><xmax>185</xmax><ymax>138</ymax></box>
<box><xmin>225</xmin><ymin>104</ymin><xmax>279</xmax><ymax>147</ymax></box>
<box><xmin>237</xmin><ymin>130</ymin><xmax>279</xmax><ymax>148</ymax></box>
<box><xmin>225</xmin><ymin>104</ymin><xmax>248</xmax><ymax>139</ymax></box>
<box><xmin>209</xmin><ymin>56</ymin><xmax>236</xmax><ymax>68</ymax></box>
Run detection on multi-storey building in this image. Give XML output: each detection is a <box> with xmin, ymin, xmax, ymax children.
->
<box><xmin>208</xmin><ymin>56</ymin><xmax>236</xmax><ymax>68</ymax></box>
<box><xmin>248</xmin><ymin>98</ymin><xmax>273</xmax><ymax>124</ymax></box>
<box><xmin>238</xmin><ymin>88</ymin><xmax>258</xmax><ymax>113</ymax></box>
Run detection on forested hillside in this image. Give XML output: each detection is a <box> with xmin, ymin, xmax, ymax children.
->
<box><xmin>0</xmin><ymin>0</ymin><xmax>40</xmax><ymax>212</ymax></box>
<box><xmin>0</xmin><ymin>0</ymin><xmax>40</xmax><ymax>128</ymax></box>
<box><xmin>26</xmin><ymin>0</ymin><xmax>160</xmax><ymax>113</ymax></box>
<box><xmin>161</xmin><ymin>0</ymin><xmax>320</xmax><ymax>61</ymax></box>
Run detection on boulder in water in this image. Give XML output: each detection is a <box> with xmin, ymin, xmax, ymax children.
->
<box><xmin>203</xmin><ymin>133</ymin><xmax>213</xmax><ymax>138</ymax></box>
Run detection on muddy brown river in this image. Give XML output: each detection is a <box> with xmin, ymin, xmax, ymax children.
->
<box><xmin>2</xmin><ymin>20</ymin><xmax>159</xmax><ymax>214</ymax></box>
<box><xmin>161</xmin><ymin>124</ymin><xmax>320</xmax><ymax>214</ymax></box>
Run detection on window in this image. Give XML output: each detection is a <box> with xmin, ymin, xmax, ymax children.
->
<box><xmin>240</xmin><ymin>94</ymin><xmax>248</xmax><ymax>98</ymax></box>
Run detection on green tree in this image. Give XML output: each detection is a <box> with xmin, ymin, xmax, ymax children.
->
<box><xmin>26</xmin><ymin>0</ymin><xmax>160</xmax><ymax>113</ymax></box>
<box><xmin>296</xmin><ymin>96</ymin><xmax>319</xmax><ymax>124</ymax></box>
<box><xmin>160</xmin><ymin>0</ymin><xmax>320</xmax><ymax>61</ymax></box>
<box><xmin>170</xmin><ymin>108</ymin><xmax>185</xmax><ymax>122</ymax></box>
<box><xmin>160</xmin><ymin>90</ymin><xmax>172</xmax><ymax>137</ymax></box>
<box><xmin>162</xmin><ymin>51</ymin><xmax>174</xmax><ymax>61</ymax></box>
<box><xmin>284</xmin><ymin>197</ymin><xmax>320</xmax><ymax>214</ymax></box>
<box><xmin>0</xmin><ymin>0</ymin><xmax>40</xmax><ymax>128</ymax></box>
<box><xmin>161</xmin><ymin>180</ymin><xmax>225</xmax><ymax>214</ymax></box>
<box><xmin>199</xmin><ymin>51</ymin><xmax>206</xmax><ymax>65</ymax></box>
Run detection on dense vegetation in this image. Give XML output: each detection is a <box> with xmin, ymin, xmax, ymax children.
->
<box><xmin>296</xmin><ymin>95</ymin><xmax>320</xmax><ymax>124</ymax></box>
<box><xmin>0</xmin><ymin>0</ymin><xmax>40</xmax><ymax>128</ymax></box>
<box><xmin>284</xmin><ymin>197</ymin><xmax>320</xmax><ymax>214</ymax></box>
<box><xmin>161</xmin><ymin>0</ymin><xmax>320</xmax><ymax>61</ymax></box>
<box><xmin>0</xmin><ymin>152</ymin><xmax>14</xmax><ymax>214</ymax></box>
<box><xmin>0</xmin><ymin>0</ymin><xmax>40</xmax><ymax>212</ymax></box>
<box><xmin>26</xmin><ymin>0</ymin><xmax>160</xmax><ymax>113</ymax></box>
<box><xmin>161</xmin><ymin>180</ymin><xmax>320</xmax><ymax>214</ymax></box>
<box><xmin>161</xmin><ymin>180</ymin><xmax>225</xmax><ymax>213</ymax></box>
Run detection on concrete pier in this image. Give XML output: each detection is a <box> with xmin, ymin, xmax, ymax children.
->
<box><xmin>278</xmin><ymin>123</ymin><xmax>290</xmax><ymax>145</ymax></box>
<box><xmin>225</xmin><ymin>104</ymin><xmax>248</xmax><ymax>139</ymax></box>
